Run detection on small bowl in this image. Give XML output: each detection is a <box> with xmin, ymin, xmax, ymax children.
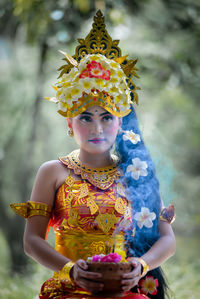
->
<box><xmin>87</xmin><ymin>262</ymin><xmax>133</xmax><ymax>297</ymax></box>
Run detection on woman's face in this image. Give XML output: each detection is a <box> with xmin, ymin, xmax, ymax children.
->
<box><xmin>67</xmin><ymin>106</ymin><xmax>122</xmax><ymax>155</ymax></box>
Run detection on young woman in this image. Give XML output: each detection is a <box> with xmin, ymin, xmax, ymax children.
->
<box><xmin>10</xmin><ymin>11</ymin><xmax>175</xmax><ymax>299</ymax></box>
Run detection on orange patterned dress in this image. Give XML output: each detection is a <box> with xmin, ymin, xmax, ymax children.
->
<box><xmin>10</xmin><ymin>150</ymin><xmax>150</xmax><ymax>299</ymax></box>
<box><xmin>39</xmin><ymin>151</ymin><xmax>149</xmax><ymax>298</ymax></box>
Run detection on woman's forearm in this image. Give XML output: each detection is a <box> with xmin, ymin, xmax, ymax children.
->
<box><xmin>141</xmin><ymin>234</ymin><xmax>176</xmax><ymax>271</ymax></box>
<box><xmin>24</xmin><ymin>235</ymin><xmax>69</xmax><ymax>272</ymax></box>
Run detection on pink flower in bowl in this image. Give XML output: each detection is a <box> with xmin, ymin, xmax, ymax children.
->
<box><xmin>91</xmin><ymin>253</ymin><xmax>122</xmax><ymax>263</ymax></box>
<box><xmin>92</xmin><ymin>255</ymin><xmax>102</xmax><ymax>262</ymax></box>
<box><xmin>101</xmin><ymin>253</ymin><xmax>122</xmax><ymax>263</ymax></box>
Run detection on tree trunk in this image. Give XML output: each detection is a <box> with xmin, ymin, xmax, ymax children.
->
<box><xmin>0</xmin><ymin>39</ymin><xmax>49</xmax><ymax>272</ymax></box>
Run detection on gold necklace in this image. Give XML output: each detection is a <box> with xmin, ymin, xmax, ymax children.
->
<box><xmin>59</xmin><ymin>149</ymin><xmax>122</xmax><ymax>190</ymax></box>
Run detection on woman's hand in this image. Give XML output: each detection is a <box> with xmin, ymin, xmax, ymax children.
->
<box><xmin>121</xmin><ymin>258</ymin><xmax>142</xmax><ymax>292</ymax></box>
<box><xmin>71</xmin><ymin>259</ymin><xmax>103</xmax><ymax>293</ymax></box>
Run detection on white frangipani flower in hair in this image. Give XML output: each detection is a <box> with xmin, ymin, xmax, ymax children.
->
<box><xmin>123</xmin><ymin>130</ymin><xmax>141</xmax><ymax>144</ymax></box>
<box><xmin>134</xmin><ymin>207</ymin><xmax>156</xmax><ymax>229</ymax></box>
<box><xmin>126</xmin><ymin>158</ymin><xmax>148</xmax><ymax>180</ymax></box>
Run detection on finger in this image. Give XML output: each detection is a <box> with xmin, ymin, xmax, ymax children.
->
<box><xmin>78</xmin><ymin>278</ymin><xmax>104</xmax><ymax>292</ymax></box>
<box><xmin>130</xmin><ymin>261</ymin><xmax>138</xmax><ymax>267</ymax></box>
<box><xmin>122</xmin><ymin>271</ymin><xmax>140</xmax><ymax>279</ymax></box>
<box><xmin>123</xmin><ymin>265</ymin><xmax>141</xmax><ymax>279</ymax></box>
<box><xmin>130</xmin><ymin>260</ymin><xmax>140</xmax><ymax>268</ymax></box>
<box><xmin>76</xmin><ymin>259</ymin><xmax>88</xmax><ymax>270</ymax></box>
<box><xmin>75</xmin><ymin>264</ymin><xmax>102</xmax><ymax>280</ymax></box>
<box><xmin>121</xmin><ymin>278</ymin><xmax>138</xmax><ymax>286</ymax></box>
<box><xmin>78</xmin><ymin>268</ymin><xmax>102</xmax><ymax>280</ymax></box>
<box><xmin>121</xmin><ymin>278</ymin><xmax>139</xmax><ymax>291</ymax></box>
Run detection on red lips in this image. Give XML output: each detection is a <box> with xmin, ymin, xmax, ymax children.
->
<box><xmin>89</xmin><ymin>138</ymin><xmax>105</xmax><ymax>144</ymax></box>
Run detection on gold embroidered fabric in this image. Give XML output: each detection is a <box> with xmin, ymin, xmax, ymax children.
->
<box><xmin>54</xmin><ymin>179</ymin><xmax>128</xmax><ymax>234</ymax></box>
<box><xmin>55</xmin><ymin>155</ymin><xmax>128</xmax><ymax>235</ymax></box>
<box><xmin>49</xmin><ymin>171</ymin><xmax>133</xmax><ymax>263</ymax></box>
<box><xmin>10</xmin><ymin>201</ymin><xmax>52</xmax><ymax>219</ymax></box>
<box><xmin>55</xmin><ymin>230</ymin><xmax>125</xmax><ymax>262</ymax></box>
<box><xmin>95</xmin><ymin>211</ymin><xmax>119</xmax><ymax>234</ymax></box>
<box><xmin>59</xmin><ymin>149</ymin><xmax>122</xmax><ymax>190</ymax></box>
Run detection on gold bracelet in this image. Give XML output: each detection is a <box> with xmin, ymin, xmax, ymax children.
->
<box><xmin>58</xmin><ymin>261</ymin><xmax>75</xmax><ymax>285</ymax></box>
<box><xmin>137</xmin><ymin>258</ymin><xmax>149</xmax><ymax>277</ymax></box>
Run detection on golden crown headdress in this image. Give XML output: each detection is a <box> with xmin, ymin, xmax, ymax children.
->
<box><xmin>46</xmin><ymin>10</ymin><xmax>140</xmax><ymax>118</ymax></box>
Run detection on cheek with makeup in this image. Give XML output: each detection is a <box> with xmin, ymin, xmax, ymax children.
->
<box><xmin>66</xmin><ymin>106</ymin><xmax>122</xmax><ymax>154</ymax></box>
<box><xmin>102</xmin><ymin>118</ymin><xmax>120</xmax><ymax>140</ymax></box>
<box><xmin>73</xmin><ymin>121</ymin><xmax>91</xmax><ymax>146</ymax></box>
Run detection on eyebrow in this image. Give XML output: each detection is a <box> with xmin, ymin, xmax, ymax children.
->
<box><xmin>81</xmin><ymin>111</ymin><xmax>111</xmax><ymax>116</ymax></box>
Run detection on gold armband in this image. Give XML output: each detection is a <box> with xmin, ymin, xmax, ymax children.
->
<box><xmin>54</xmin><ymin>261</ymin><xmax>75</xmax><ymax>285</ymax></box>
<box><xmin>137</xmin><ymin>258</ymin><xmax>149</xmax><ymax>277</ymax></box>
<box><xmin>10</xmin><ymin>201</ymin><xmax>52</xmax><ymax>219</ymax></box>
<box><xmin>159</xmin><ymin>204</ymin><xmax>176</xmax><ymax>224</ymax></box>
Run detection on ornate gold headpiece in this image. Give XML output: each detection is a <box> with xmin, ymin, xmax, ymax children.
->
<box><xmin>46</xmin><ymin>10</ymin><xmax>140</xmax><ymax>118</ymax></box>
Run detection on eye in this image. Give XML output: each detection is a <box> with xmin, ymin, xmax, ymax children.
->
<box><xmin>102</xmin><ymin>115</ymin><xmax>113</xmax><ymax>122</ymax></box>
<box><xmin>79</xmin><ymin>115</ymin><xmax>92</xmax><ymax>122</ymax></box>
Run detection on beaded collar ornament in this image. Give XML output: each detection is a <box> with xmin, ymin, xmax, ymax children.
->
<box><xmin>46</xmin><ymin>10</ymin><xmax>140</xmax><ymax>118</ymax></box>
<box><xmin>59</xmin><ymin>149</ymin><xmax>122</xmax><ymax>190</ymax></box>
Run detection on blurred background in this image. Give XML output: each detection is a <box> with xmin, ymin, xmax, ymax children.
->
<box><xmin>0</xmin><ymin>0</ymin><xmax>200</xmax><ymax>298</ymax></box>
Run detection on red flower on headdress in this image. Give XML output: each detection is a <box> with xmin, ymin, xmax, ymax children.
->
<box><xmin>79</xmin><ymin>60</ymin><xmax>110</xmax><ymax>80</ymax></box>
<box><xmin>138</xmin><ymin>276</ymin><xmax>159</xmax><ymax>296</ymax></box>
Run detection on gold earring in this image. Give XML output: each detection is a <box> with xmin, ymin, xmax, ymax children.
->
<box><xmin>67</xmin><ymin>128</ymin><xmax>74</xmax><ymax>137</ymax></box>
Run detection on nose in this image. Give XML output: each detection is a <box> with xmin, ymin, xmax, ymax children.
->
<box><xmin>91</xmin><ymin>121</ymin><xmax>103</xmax><ymax>135</ymax></box>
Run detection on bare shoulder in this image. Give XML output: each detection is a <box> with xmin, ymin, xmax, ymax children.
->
<box><xmin>39</xmin><ymin>159</ymin><xmax>63</xmax><ymax>170</ymax></box>
<box><xmin>38</xmin><ymin>160</ymin><xmax>65</xmax><ymax>174</ymax></box>
<box><xmin>29</xmin><ymin>160</ymin><xmax>69</xmax><ymax>206</ymax></box>
<box><xmin>37</xmin><ymin>160</ymin><xmax>69</xmax><ymax>189</ymax></box>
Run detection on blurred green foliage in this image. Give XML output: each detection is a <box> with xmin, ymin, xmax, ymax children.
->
<box><xmin>0</xmin><ymin>0</ymin><xmax>200</xmax><ymax>297</ymax></box>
